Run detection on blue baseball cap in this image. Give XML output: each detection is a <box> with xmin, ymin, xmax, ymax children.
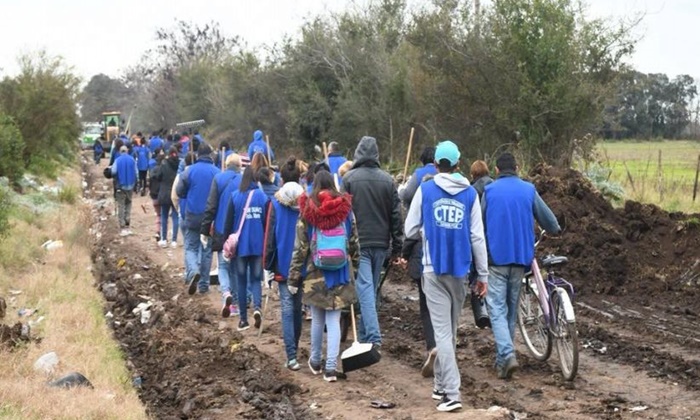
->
<box><xmin>435</xmin><ymin>140</ymin><xmax>460</xmax><ymax>166</ymax></box>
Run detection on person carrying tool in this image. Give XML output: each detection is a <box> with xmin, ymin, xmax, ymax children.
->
<box><xmin>248</xmin><ymin>129</ymin><xmax>275</xmax><ymax>162</ymax></box>
<box><xmin>404</xmin><ymin>140</ymin><xmax>489</xmax><ymax>412</ymax></box>
<box><xmin>288</xmin><ymin>170</ymin><xmax>360</xmax><ymax>382</ymax></box>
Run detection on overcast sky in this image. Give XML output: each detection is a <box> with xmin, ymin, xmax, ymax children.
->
<box><xmin>0</xmin><ymin>0</ymin><xmax>696</xmax><ymax>82</ymax></box>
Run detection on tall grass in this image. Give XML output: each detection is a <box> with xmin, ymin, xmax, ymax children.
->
<box><xmin>0</xmin><ymin>171</ymin><xmax>146</xmax><ymax>419</ymax></box>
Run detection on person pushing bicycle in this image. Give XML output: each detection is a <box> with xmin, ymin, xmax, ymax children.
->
<box><xmin>481</xmin><ymin>152</ymin><xmax>561</xmax><ymax>379</ymax></box>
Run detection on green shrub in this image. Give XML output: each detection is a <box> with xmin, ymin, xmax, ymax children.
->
<box><xmin>57</xmin><ymin>185</ymin><xmax>78</xmax><ymax>204</ymax></box>
<box><xmin>0</xmin><ymin>114</ymin><xmax>26</xmax><ymax>184</ymax></box>
<box><xmin>0</xmin><ymin>187</ymin><xmax>13</xmax><ymax>238</ymax></box>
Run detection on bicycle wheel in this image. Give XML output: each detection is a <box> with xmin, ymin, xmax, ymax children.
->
<box><xmin>518</xmin><ymin>279</ymin><xmax>552</xmax><ymax>361</ymax></box>
<box><xmin>551</xmin><ymin>290</ymin><xmax>579</xmax><ymax>381</ymax></box>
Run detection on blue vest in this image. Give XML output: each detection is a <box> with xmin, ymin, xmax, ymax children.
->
<box><xmin>327</xmin><ymin>155</ymin><xmax>347</xmax><ymax>175</ymax></box>
<box><xmin>421</xmin><ymin>180</ymin><xmax>475</xmax><ymax>277</ymax></box>
<box><xmin>213</xmin><ymin>171</ymin><xmax>241</xmax><ymax>235</ymax></box>
<box><xmin>115</xmin><ymin>154</ymin><xmax>136</xmax><ymax>189</ymax></box>
<box><xmin>272</xmin><ymin>199</ymin><xmax>302</xmax><ymax>279</ymax></box>
<box><xmin>184</xmin><ymin>160</ymin><xmax>219</xmax><ymax>217</ymax></box>
<box><xmin>135</xmin><ymin>146</ymin><xmax>150</xmax><ymax>171</ymax></box>
<box><xmin>230</xmin><ymin>186</ymin><xmax>269</xmax><ymax>257</ymax></box>
<box><xmin>484</xmin><ymin>176</ymin><xmax>536</xmax><ymax>266</ymax></box>
<box><xmin>414</xmin><ymin>164</ymin><xmax>437</xmax><ymax>184</ymax></box>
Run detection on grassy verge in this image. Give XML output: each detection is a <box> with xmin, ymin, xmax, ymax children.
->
<box><xmin>599</xmin><ymin>140</ymin><xmax>700</xmax><ymax>213</ymax></box>
<box><xmin>0</xmin><ymin>169</ymin><xmax>146</xmax><ymax>419</ymax></box>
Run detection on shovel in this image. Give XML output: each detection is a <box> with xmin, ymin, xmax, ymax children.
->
<box><xmin>341</xmin><ymin>261</ymin><xmax>381</xmax><ymax>373</ymax></box>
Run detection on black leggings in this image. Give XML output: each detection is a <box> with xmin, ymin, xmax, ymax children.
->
<box><xmin>138</xmin><ymin>170</ymin><xmax>148</xmax><ymax>190</ymax></box>
<box><xmin>415</xmin><ymin>276</ymin><xmax>436</xmax><ymax>351</ymax></box>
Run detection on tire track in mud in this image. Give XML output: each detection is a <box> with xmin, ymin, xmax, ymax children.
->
<box><xmin>84</xmin><ymin>159</ymin><xmax>316</xmax><ymax>419</ymax></box>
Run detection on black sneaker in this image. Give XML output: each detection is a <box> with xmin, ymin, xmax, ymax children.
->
<box><xmin>436</xmin><ymin>396</ymin><xmax>462</xmax><ymax>412</ymax></box>
<box><xmin>308</xmin><ymin>359</ymin><xmax>322</xmax><ymax>375</ymax></box>
<box><xmin>323</xmin><ymin>370</ymin><xmax>337</xmax><ymax>382</ymax></box>
<box><xmin>253</xmin><ymin>310</ymin><xmax>262</xmax><ymax>329</ymax></box>
<box><xmin>432</xmin><ymin>389</ymin><xmax>446</xmax><ymax>401</ymax></box>
<box><xmin>237</xmin><ymin>320</ymin><xmax>250</xmax><ymax>331</ymax></box>
<box><xmin>222</xmin><ymin>294</ymin><xmax>233</xmax><ymax>318</ymax></box>
<box><xmin>188</xmin><ymin>273</ymin><xmax>200</xmax><ymax>295</ymax></box>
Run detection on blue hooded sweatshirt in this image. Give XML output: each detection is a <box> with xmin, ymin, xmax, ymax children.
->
<box><xmin>247</xmin><ymin>130</ymin><xmax>275</xmax><ymax>161</ymax></box>
<box><xmin>227</xmin><ymin>184</ymin><xmax>269</xmax><ymax>257</ymax></box>
<box><xmin>175</xmin><ymin>156</ymin><xmax>220</xmax><ymax>229</ymax></box>
<box><xmin>112</xmin><ymin>153</ymin><xmax>137</xmax><ymax>190</ymax></box>
<box><xmin>149</xmin><ymin>136</ymin><xmax>163</xmax><ymax>153</ymax></box>
<box><xmin>134</xmin><ymin>145</ymin><xmax>150</xmax><ymax>171</ymax></box>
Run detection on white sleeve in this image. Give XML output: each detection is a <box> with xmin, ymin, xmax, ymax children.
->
<box><xmin>404</xmin><ymin>186</ymin><xmax>423</xmax><ymax>240</ymax></box>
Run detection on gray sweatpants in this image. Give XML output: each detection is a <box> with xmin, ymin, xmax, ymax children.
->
<box><xmin>423</xmin><ymin>272</ymin><xmax>467</xmax><ymax>401</ymax></box>
<box><xmin>115</xmin><ymin>189</ymin><xmax>133</xmax><ymax>228</ymax></box>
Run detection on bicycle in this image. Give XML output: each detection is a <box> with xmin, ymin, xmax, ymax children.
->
<box><xmin>518</xmin><ymin>231</ymin><xmax>579</xmax><ymax>381</ymax></box>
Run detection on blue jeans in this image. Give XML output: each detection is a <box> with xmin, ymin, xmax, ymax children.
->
<box><xmin>486</xmin><ymin>265</ymin><xmax>526</xmax><ymax>367</ymax></box>
<box><xmin>217</xmin><ymin>252</ymin><xmax>237</xmax><ymax>303</ymax></box>
<box><xmin>183</xmin><ymin>227</ymin><xmax>213</xmax><ymax>292</ymax></box>
<box><xmin>160</xmin><ymin>204</ymin><xmax>179</xmax><ymax>242</ymax></box>
<box><xmin>278</xmin><ymin>281</ymin><xmax>303</xmax><ymax>361</ymax></box>
<box><xmin>355</xmin><ymin>247</ymin><xmax>387</xmax><ymax>345</ymax></box>
<box><xmin>235</xmin><ymin>256</ymin><xmax>262</xmax><ymax>322</ymax></box>
<box><xmin>310</xmin><ymin>306</ymin><xmax>341</xmax><ymax>372</ymax></box>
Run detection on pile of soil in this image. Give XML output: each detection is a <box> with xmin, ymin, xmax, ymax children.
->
<box><xmin>530</xmin><ymin>165</ymin><xmax>700</xmax><ymax>311</ymax></box>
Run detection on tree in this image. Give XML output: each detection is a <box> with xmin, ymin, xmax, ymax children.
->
<box><xmin>80</xmin><ymin>74</ymin><xmax>132</xmax><ymax>123</ymax></box>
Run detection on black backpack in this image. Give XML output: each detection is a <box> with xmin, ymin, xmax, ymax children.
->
<box><xmin>103</xmin><ymin>167</ymin><xmax>113</xmax><ymax>179</ymax></box>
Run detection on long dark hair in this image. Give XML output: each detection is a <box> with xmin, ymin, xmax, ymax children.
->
<box><xmin>310</xmin><ymin>170</ymin><xmax>340</xmax><ymax>205</ymax></box>
<box><xmin>281</xmin><ymin>156</ymin><xmax>303</xmax><ymax>183</ymax></box>
<box><xmin>239</xmin><ymin>166</ymin><xmax>255</xmax><ymax>192</ymax></box>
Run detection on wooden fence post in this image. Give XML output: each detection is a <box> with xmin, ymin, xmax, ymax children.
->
<box><xmin>693</xmin><ymin>154</ymin><xmax>700</xmax><ymax>202</ymax></box>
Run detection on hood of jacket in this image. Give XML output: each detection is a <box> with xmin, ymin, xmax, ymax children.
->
<box><xmin>275</xmin><ymin>181</ymin><xmax>304</xmax><ymax>209</ymax></box>
<box><xmin>253</xmin><ymin>130</ymin><xmax>264</xmax><ymax>142</ymax></box>
<box><xmin>166</xmin><ymin>155</ymin><xmax>179</xmax><ymax>170</ymax></box>
<box><xmin>352</xmin><ymin>136</ymin><xmax>379</xmax><ymax>168</ymax></box>
<box><xmin>433</xmin><ymin>172</ymin><xmax>471</xmax><ymax>195</ymax></box>
<box><xmin>299</xmin><ymin>191</ymin><xmax>352</xmax><ymax>229</ymax></box>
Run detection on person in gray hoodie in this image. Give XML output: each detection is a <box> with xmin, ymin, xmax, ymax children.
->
<box><xmin>404</xmin><ymin>140</ymin><xmax>488</xmax><ymax>412</ymax></box>
<box><xmin>342</xmin><ymin>136</ymin><xmax>403</xmax><ymax>347</ymax></box>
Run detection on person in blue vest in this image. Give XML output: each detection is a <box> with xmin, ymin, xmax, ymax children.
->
<box><xmin>215</xmin><ymin>141</ymin><xmax>235</xmax><ymax>168</ymax></box>
<box><xmin>264</xmin><ymin>156</ymin><xmax>307</xmax><ymax>370</ymax></box>
<box><xmin>175</xmin><ymin>143</ymin><xmax>221</xmax><ymax>295</ymax></box>
<box><xmin>482</xmin><ymin>152</ymin><xmax>560</xmax><ymax>380</ymax></box>
<box><xmin>111</xmin><ymin>145</ymin><xmax>139</xmax><ymax>237</ymax></box>
<box><xmin>148</xmin><ymin>131</ymin><xmax>163</xmax><ymax>154</ymax></box>
<box><xmin>404</xmin><ymin>140</ymin><xmax>489</xmax><ymax>413</ymax></box>
<box><xmin>222</xmin><ymin>166</ymin><xmax>270</xmax><ymax>331</ymax></box>
<box><xmin>200</xmin><ymin>153</ymin><xmax>243</xmax><ymax>317</ymax></box>
<box><xmin>163</xmin><ymin>134</ymin><xmax>174</xmax><ymax>154</ymax></box>
<box><xmin>180</xmin><ymin>132</ymin><xmax>191</xmax><ymax>156</ymax></box>
<box><xmin>93</xmin><ymin>138</ymin><xmax>104</xmax><ymax>165</ymax></box>
<box><xmin>133</xmin><ymin>138</ymin><xmax>151</xmax><ymax>196</ymax></box>
<box><xmin>257</xmin><ymin>167</ymin><xmax>280</xmax><ymax>198</ymax></box>
<box><xmin>326</xmin><ymin>141</ymin><xmax>346</xmax><ymax>174</ymax></box>
<box><xmin>399</xmin><ymin>146</ymin><xmax>437</xmax><ymax>208</ymax></box>
<box><xmin>247</xmin><ymin>130</ymin><xmax>274</xmax><ymax>162</ymax></box>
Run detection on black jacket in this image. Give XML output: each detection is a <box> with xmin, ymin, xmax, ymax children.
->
<box><xmin>155</xmin><ymin>157</ymin><xmax>179</xmax><ymax>206</ymax></box>
<box><xmin>342</xmin><ymin>136</ymin><xmax>403</xmax><ymax>255</ymax></box>
<box><xmin>401</xmin><ymin>237</ymin><xmax>422</xmax><ymax>281</ymax></box>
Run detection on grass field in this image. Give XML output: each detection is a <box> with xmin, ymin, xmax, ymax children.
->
<box><xmin>598</xmin><ymin>140</ymin><xmax>700</xmax><ymax>213</ymax></box>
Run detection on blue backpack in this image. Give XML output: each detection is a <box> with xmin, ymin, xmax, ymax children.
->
<box><xmin>311</xmin><ymin>223</ymin><xmax>348</xmax><ymax>270</ymax></box>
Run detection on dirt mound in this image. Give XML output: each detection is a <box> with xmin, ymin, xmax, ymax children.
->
<box><xmin>530</xmin><ymin>165</ymin><xmax>700</xmax><ymax>311</ymax></box>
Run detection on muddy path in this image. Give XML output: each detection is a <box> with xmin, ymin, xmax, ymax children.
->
<box><xmin>84</xmin><ymin>156</ymin><xmax>700</xmax><ymax>419</ymax></box>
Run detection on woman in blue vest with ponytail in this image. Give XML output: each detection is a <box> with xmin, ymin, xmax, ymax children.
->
<box><xmin>223</xmin><ymin>166</ymin><xmax>270</xmax><ymax>332</ymax></box>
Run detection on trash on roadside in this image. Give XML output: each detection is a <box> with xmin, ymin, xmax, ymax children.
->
<box><xmin>41</xmin><ymin>240</ymin><xmax>64</xmax><ymax>251</ymax></box>
<box><xmin>370</xmin><ymin>400</ymin><xmax>396</xmax><ymax>409</ymax></box>
<box><xmin>17</xmin><ymin>308</ymin><xmax>37</xmax><ymax>317</ymax></box>
<box><xmin>132</xmin><ymin>301</ymin><xmax>153</xmax><ymax>324</ymax></box>
<box><xmin>9</xmin><ymin>290</ymin><xmax>22</xmax><ymax>296</ymax></box>
<box><xmin>403</xmin><ymin>295</ymin><xmax>419</xmax><ymax>302</ymax></box>
<box><xmin>48</xmin><ymin>372</ymin><xmax>93</xmax><ymax>389</ymax></box>
<box><xmin>132</xmin><ymin>376</ymin><xmax>143</xmax><ymax>388</ymax></box>
<box><xmin>28</xmin><ymin>316</ymin><xmax>45</xmax><ymax>328</ymax></box>
<box><xmin>630</xmin><ymin>406</ymin><xmax>648</xmax><ymax>412</ymax></box>
<box><xmin>34</xmin><ymin>351</ymin><xmax>59</xmax><ymax>374</ymax></box>
<box><xmin>133</xmin><ymin>273</ymin><xmax>143</xmax><ymax>280</ymax></box>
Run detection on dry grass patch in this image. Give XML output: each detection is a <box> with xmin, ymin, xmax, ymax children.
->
<box><xmin>0</xmin><ymin>170</ymin><xmax>146</xmax><ymax>420</ymax></box>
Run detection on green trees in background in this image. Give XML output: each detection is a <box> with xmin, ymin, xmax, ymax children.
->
<box><xmin>86</xmin><ymin>0</ymin><xmax>643</xmax><ymax>165</ymax></box>
<box><xmin>0</xmin><ymin>51</ymin><xmax>81</xmax><ymax>177</ymax></box>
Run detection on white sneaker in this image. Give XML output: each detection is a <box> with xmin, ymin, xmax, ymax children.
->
<box><xmin>119</xmin><ymin>229</ymin><xmax>129</xmax><ymax>237</ymax></box>
<box><xmin>170</xmin><ymin>241</ymin><xmax>178</xmax><ymax>248</ymax></box>
<box><xmin>157</xmin><ymin>240</ymin><xmax>168</xmax><ymax>248</ymax></box>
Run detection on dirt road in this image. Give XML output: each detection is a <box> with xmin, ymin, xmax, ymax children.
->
<box><xmin>85</xmin><ymin>156</ymin><xmax>700</xmax><ymax>419</ymax></box>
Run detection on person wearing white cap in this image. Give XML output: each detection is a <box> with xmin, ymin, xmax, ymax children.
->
<box><xmin>111</xmin><ymin>145</ymin><xmax>138</xmax><ymax>236</ymax></box>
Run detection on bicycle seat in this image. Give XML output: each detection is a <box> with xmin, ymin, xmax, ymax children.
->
<box><xmin>541</xmin><ymin>255</ymin><xmax>568</xmax><ymax>268</ymax></box>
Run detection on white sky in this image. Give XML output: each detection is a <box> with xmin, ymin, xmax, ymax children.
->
<box><xmin>0</xmin><ymin>0</ymin><xmax>696</xmax><ymax>82</ymax></box>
